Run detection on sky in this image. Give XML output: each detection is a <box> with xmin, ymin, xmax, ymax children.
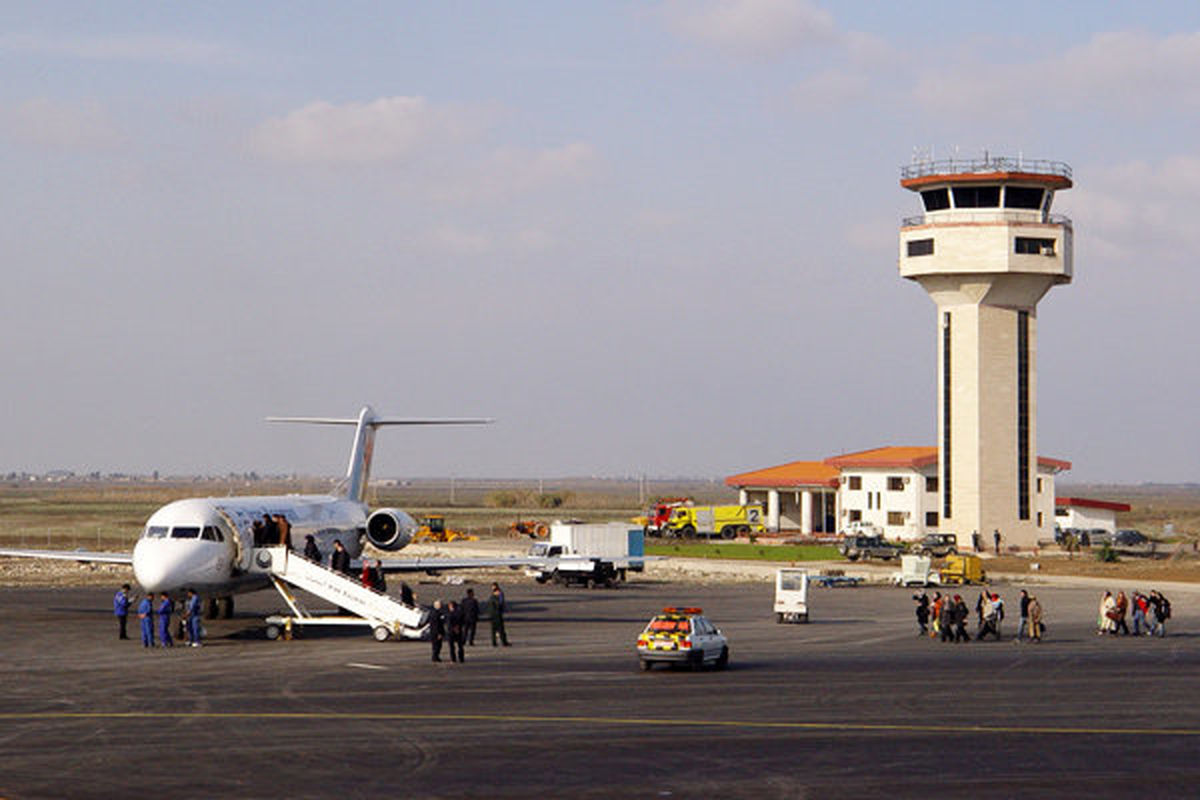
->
<box><xmin>1</xmin><ymin>1</ymin><xmax>1198</xmax><ymax>483</ymax></box>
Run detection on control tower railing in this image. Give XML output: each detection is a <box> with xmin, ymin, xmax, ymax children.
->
<box><xmin>901</xmin><ymin>157</ymin><xmax>1072</xmax><ymax>181</ymax></box>
<box><xmin>902</xmin><ymin>212</ymin><xmax>1073</xmax><ymax>228</ymax></box>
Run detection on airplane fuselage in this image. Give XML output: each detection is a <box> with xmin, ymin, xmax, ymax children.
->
<box><xmin>133</xmin><ymin>494</ymin><xmax>367</xmax><ymax>595</ymax></box>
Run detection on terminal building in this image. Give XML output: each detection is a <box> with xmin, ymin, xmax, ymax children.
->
<box><xmin>726</xmin><ymin>446</ymin><xmax>1069</xmax><ymax>545</ymax></box>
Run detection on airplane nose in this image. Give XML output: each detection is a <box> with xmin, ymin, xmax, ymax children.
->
<box><xmin>133</xmin><ymin>540</ymin><xmax>203</xmax><ymax>593</ymax></box>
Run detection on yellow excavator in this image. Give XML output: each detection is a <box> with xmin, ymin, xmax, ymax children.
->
<box><xmin>413</xmin><ymin>514</ymin><xmax>477</xmax><ymax>543</ymax></box>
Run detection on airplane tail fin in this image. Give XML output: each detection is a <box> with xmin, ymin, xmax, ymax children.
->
<box><xmin>267</xmin><ymin>406</ymin><xmax>493</xmax><ymax>504</ymax></box>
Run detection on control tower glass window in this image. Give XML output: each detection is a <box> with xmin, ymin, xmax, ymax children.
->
<box><xmin>921</xmin><ymin>188</ymin><xmax>950</xmax><ymax>211</ymax></box>
<box><xmin>951</xmin><ymin>185</ymin><xmax>1000</xmax><ymax>208</ymax></box>
<box><xmin>907</xmin><ymin>238</ymin><xmax>934</xmax><ymax>257</ymax></box>
<box><xmin>1004</xmin><ymin>186</ymin><xmax>1045</xmax><ymax>209</ymax></box>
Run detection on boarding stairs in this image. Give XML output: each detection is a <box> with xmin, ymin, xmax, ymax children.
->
<box><xmin>250</xmin><ymin>547</ymin><xmax>428</xmax><ymax>641</ymax></box>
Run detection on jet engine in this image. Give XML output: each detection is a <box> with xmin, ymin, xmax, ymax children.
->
<box><xmin>365</xmin><ymin>508</ymin><xmax>418</xmax><ymax>551</ymax></box>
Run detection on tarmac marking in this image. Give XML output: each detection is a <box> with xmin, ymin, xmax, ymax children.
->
<box><xmin>345</xmin><ymin>662</ymin><xmax>387</xmax><ymax>670</ymax></box>
<box><xmin>2</xmin><ymin>712</ymin><xmax>1200</xmax><ymax>737</ymax></box>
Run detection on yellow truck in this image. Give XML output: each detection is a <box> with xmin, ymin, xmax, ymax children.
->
<box><xmin>663</xmin><ymin>504</ymin><xmax>766</xmax><ymax>540</ymax></box>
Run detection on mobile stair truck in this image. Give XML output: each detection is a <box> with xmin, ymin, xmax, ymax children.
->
<box><xmin>525</xmin><ymin>522</ymin><xmax>646</xmax><ymax>588</ymax></box>
<box><xmin>251</xmin><ymin>547</ymin><xmax>428</xmax><ymax>641</ymax></box>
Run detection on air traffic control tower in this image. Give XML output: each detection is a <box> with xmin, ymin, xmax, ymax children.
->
<box><xmin>898</xmin><ymin>156</ymin><xmax>1073</xmax><ymax>549</ymax></box>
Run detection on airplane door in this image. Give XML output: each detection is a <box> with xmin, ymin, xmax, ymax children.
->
<box><xmin>215</xmin><ymin>505</ymin><xmax>255</xmax><ymax>573</ymax></box>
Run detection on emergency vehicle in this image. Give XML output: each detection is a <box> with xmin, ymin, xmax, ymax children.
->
<box><xmin>662</xmin><ymin>504</ymin><xmax>765</xmax><ymax>539</ymax></box>
<box><xmin>635</xmin><ymin>607</ymin><xmax>730</xmax><ymax>671</ymax></box>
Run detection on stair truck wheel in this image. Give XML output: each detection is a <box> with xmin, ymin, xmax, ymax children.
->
<box><xmin>373</xmin><ymin>626</ymin><xmax>391</xmax><ymax>642</ymax></box>
<box><xmin>265</xmin><ymin>624</ymin><xmax>281</xmax><ymax>641</ymax></box>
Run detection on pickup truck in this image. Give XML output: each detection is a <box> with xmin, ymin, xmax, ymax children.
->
<box><xmin>910</xmin><ymin>533</ymin><xmax>959</xmax><ymax>557</ymax></box>
<box><xmin>838</xmin><ymin>534</ymin><xmax>902</xmax><ymax>561</ymax></box>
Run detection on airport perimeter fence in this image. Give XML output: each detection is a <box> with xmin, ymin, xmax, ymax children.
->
<box><xmin>0</xmin><ymin>526</ymin><xmax>139</xmax><ymax>552</ymax></box>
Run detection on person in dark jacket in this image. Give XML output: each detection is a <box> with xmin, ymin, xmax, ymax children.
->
<box><xmin>113</xmin><ymin>584</ymin><xmax>131</xmax><ymax>640</ymax></box>
<box><xmin>1015</xmin><ymin>589</ymin><xmax>1030</xmax><ymax>642</ymax></box>
<box><xmin>371</xmin><ymin>560</ymin><xmax>386</xmax><ymax>593</ymax></box>
<box><xmin>461</xmin><ymin>588</ymin><xmax>480</xmax><ymax>645</ymax></box>
<box><xmin>952</xmin><ymin>595</ymin><xmax>970</xmax><ymax>643</ymax></box>
<box><xmin>489</xmin><ymin>585</ymin><xmax>510</xmax><ymax>646</ymax></box>
<box><xmin>400</xmin><ymin>581</ymin><xmax>415</xmax><ymax>606</ymax></box>
<box><xmin>429</xmin><ymin>600</ymin><xmax>446</xmax><ymax>662</ymax></box>
<box><xmin>446</xmin><ymin>600</ymin><xmax>465</xmax><ymax>663</ymax></box>
<box><xmin>303</xmin><ymin>534</ymin><xmax>321</xmax><ymax>562</ymax></box>
<box><xmin>939</xmin><ymin>595</ymin><xmax>955</xmax><ymax>643</ymax></box>
<box><xmin>913</xmin><ymin>592</ymin><xmax>929</xmax><ymax>636</ymax></box>
<box><xmin>330</xmin><ymin>540</ymin><xmax>352</xmax><ymax>576</ymax></box>
<box><xmin>260</xmin><ymin>514</ymin><xmax>278</xmax><ymax>547</ymax></box>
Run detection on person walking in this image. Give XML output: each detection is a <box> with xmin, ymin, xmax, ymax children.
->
<box><xmin>183</xmin><ymin>588</ymin><xmax>203</xmax><ymax>647</ymax></box>
<box><xmin>913</xmin><ymin>591</ymin><xmax>930</xmax><ymax>636</ymax></box>
<box><xmin>303</xmin><ymin>534</ymin><xmax>321</xmax><ymax>562</ymax></box>
<box><xmin>330</xmin><ymin>539</ymin><xmax>352</xmax><ymax>576</ymax></box>
<box><xmin>1015</xmin><ymin>589</ymin><xmax>1030</xmax><ymax>642</ymax></box>
<box><xmin>113</xmin><ymin>584</ymin><xmax>131</xmax><ymax>640</ymax></box>
<box><xmin>1098</xmin><ymin>591</ymin><xmax>1116</xmax><ymax>635</ymax></box>
<box><xmin>1114</xmin><ymin>591</ymin><xmax>1130</xmax><ymax>636</ymax></box>
<box><xmin>952</xmin><ymin>595</ymin><xmax>970</xmax><ymax>643</ymax></box>
<box><xmin>156</xmin><ymin>593</ymin><xmax>174</xmax><ymax>648</ymax></box>
<box><xmin>1150</xmin><ymin>590</ymin><xmax>1171</xmax><ymax>637</ymax></box>
<box><xmin>462</xmin><ymin>588</ymin><xmax>480</xmax><ymax>645</ymax></box>
<box><xmin>993</xmin><ymin>529</ymin><xmax>1002</xmax><ymax>555</ymax></box>
<box><xmin>400</xmin><ymin>581</ymin><xmax>415</xmax><ymax>606</ymax></box>
<box><xmin>1028</xmin><ymin>595</ymin><xmax>1043</xmax><ymax>642</ymax></box>
<box><xmin>489</xmin><ymin>585</ymin><xmax>510</xmax><ymax>646</ymax></box>
<box><xmin>429</xmin><ymin>600</ymin><xmax>446</xmax><ymax>662</ymax></box>
<box><xmin>371</xmin><ymin>560</ymin><xmax>386</xmax><ymax>593</ymax></box>
<box><xmin>938</xmin><ymin>595</ymin><xmax>955</xmax><ymax>643</ymax></box>
<box><xmin>446</xmin><ymin>600</ymin><xmax>465</xmax><ymax>663</ymax></box>
<box><xmin>138</xmin><ymin>592</ymin><xmax>155</xmax><ymax>648</ymax></box>
<box><xmin>360</xmin><ymin>560</ymin><xmax>376</xmax><ymax>590</ymax></box>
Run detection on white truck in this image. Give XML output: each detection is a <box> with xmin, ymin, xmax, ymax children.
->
<box><xmin>525</xmin><ymin>522</ymin><xmax>646</xmax><ymax>588</ymax></box>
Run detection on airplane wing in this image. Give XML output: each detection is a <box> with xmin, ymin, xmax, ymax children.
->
<box><xmin>0</xmin><ymin>547</ymin><xmax>134</xmax><ymax>565</ymax></box>
<box><xmin>363</xmin><ymin>555</ymin><xmax>548</xmax><ymax>573</ymax></box>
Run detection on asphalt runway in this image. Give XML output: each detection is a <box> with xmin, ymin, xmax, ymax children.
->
<box><xmin>1</xmin><ymin>578</ymin><xmax>1198</xmax><ymax>799</ymax></box>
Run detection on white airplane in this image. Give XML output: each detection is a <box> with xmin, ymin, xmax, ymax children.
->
<box><xmin>0</xmin><ymin>406</ymin><xmax>541</xmax><ymax>617</ymax></box>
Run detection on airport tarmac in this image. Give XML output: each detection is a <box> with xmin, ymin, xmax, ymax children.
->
<box><xmin>2</xmin><ymin>578</ymin><xmax>1199</xmax><ymax>799</ymax></box>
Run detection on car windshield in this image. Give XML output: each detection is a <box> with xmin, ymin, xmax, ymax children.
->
<box><xmin>648</xmin><ymin>618</ymin><xmax>690</xmax><ymax>633</ymax></box>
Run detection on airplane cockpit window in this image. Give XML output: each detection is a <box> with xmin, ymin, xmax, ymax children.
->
<box><xmin>201</xmin><ymin>526</ymin><xmax>224</xmax><ymax>542</ymax></box>
<box><xmin>170</xmin><ymin>526</ymin><xmax>201</xmax><ymax>539</ymax></box>
<box><xmin>145</xmin><ymin>526</ymin><xmax>169</xmax><ymax>538</ymax></box>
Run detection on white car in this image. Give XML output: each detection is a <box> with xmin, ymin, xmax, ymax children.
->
<box><xmin>636</xmin><ymin>607</ymin><xmax>729</xmax><ymax>671</ymax></box>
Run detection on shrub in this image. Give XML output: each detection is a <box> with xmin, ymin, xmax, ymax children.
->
<box><xmin>1096</xmin><ymin>542</ymin><xmax>1119</xmax><ymax>563</ymax></box>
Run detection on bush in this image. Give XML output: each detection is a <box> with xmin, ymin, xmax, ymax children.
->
<box><xmin>487</xmin><ymin>491</ymin><xmax>521</xmax><ymax>508</ymax></box>
<box><xmin>1096</xmin><ymin>542</ymin><xmax>1119</xmax><ymax>563</ymax></box>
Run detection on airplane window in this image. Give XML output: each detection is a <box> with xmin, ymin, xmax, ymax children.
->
<box><xmin>201</xmin><ymin>526</ymin><xmax>224</xmax><ymax>542</ymax></box>
<box><xmin>145</xmin><ymin>526</ymin><xmax>169</xmax><ymax>538</ymax></box>
<box><xmin>171</xmin><ymin>527</ymin><xmax>201</xmax><ymax>539</ymax></box>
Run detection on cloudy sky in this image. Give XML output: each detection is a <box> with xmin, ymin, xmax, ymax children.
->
<box><xmin>1</xmin><ymin>1</ymin><xmax>1197</xmax><ymax>483</ymax></box>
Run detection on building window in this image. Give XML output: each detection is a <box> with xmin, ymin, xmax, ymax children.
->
<box><xmin>925</xmin><ymin>512</ymin><xmax>939</xmax><ymax>527</ymax></box>
<box><xmin>907</xmin><ymin>238</ymin><xmax>934</xmax><ymax>257</ymax></box>
<box><xmin>942</xmin><ymin>311</ymin><xmax>952</xmax><ymax>519</ymax></box>
<box><xmin>887</xmin><ymin>511</ymin><xmax>905</xmax><ymax>526</ymax></box>
<box><xmin>848</xmin><ymin>509</ymin><xmax>862</xmax><ymax>522</ymax></box>
<box><xmin>1015</xmin><ymin>237</ymin><xmax>1056</xmax><ymax>255</ymax></box>
<box><xmin>952</xmin><ymin>185</ymin><xmax>1000</xmax><ymax>208</ymax></box>
<box><xmin>1017</xmin><ymin>311</ymin><xmax>1030</xmax><ymax>520</ymax></box>
<box><xmin>887</xmin><ymin>476</ymin><xmax>905</xmax><ymax>491</ymax></box>
<box><xmin>1037</xmin><ymin>478</ymin><xmax>1043</xmax><ymax>494</ymax></box>
<box><xmin>1004</xmin><ymin>186</ymin><xmax>1045</xmax><ymax>209</ymax></box>
<box><xmin>1037</xmin><ymin>512</ymin><xmax>1044</xmax><ymax>527</ymax></box>
<box><xmin>925</xmin><ymin>476</ymin><xmax>939</xmax><ymax>493</ymax></box>
<box><xmin>848</xmin><ymin>476</ymin><xmax>862</xmax><ymax>490</ymax></box>
<box><xmin>921</xmin><ymin>188</ymin><xmax>950</xmax><ymax>211</ymax></box>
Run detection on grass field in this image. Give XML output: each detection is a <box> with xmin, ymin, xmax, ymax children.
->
<box><xmin>645</xmin><ymin>542</ymin><xmax>840</xmax><ymax>561</ymax></box>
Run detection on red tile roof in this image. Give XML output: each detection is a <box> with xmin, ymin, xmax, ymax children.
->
<box><xmin>724</xmin><ymin>461</ymin><xmax>840</xmax><ymax>489</ymax></box>
<box><xmin>824</xmin><ymin>446</ymin><xmax>938</xmax><ymax>469</ymax></box>
<box><xmin>1055</xmin><ymin>497</ymin><xmax>1131</xmax><ymax>513</ymax></box>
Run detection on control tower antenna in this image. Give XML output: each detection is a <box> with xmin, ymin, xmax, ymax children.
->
<box><xmin>897</xmin><ymin>155</ymin><xmax>1073</xmax><ymax>549</ymax></box>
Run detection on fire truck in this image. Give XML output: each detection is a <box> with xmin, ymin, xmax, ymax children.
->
<box><xmin>634</xmin><ymin>497</ymin><xmax>693</xmax><ymax>537</ymax></box>
<box><xmin>662</xmin><ymin>504</ymin><xmax>766</xmax><ymax>540</ymax></box>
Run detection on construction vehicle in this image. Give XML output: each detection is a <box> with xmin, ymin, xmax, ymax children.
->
<box><xmin>633</xmin><ymin>497</ymin><xmax>694</xmax><ymax>537</ymax></box>
<box><xmin>938</xmin><ymin>553</ymin><xmax>986</xmax><ymax>585</ymax></box>
<box><xmin>413</xmin><ymin>514</ymin><xmax>476</xmax><ymax>543</ymax></box>
<box><xmin>509</xmin><ymin>519</ymin><xmax>550</xmax><ymax>539</ymax></box>
<box><xmin>662</xmin><ymin>504</ymin><xmax>765</xmax><ymax>540</ymax></box>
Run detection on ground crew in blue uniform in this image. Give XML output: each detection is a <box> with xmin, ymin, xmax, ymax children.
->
<box><xmin>156</xmin><ymin>592</ymin><xmax>174</xmax><ymax>647</ymax></box>
<box><xmin>113</xmin><ymin>583</ymin><xmax>131</xmax><ymax>640</ymax></box>
<box><xmin>138</xmin><ymin>593</ymin><xmax>155</xmax><ymax>647</ymax></box>
<box><xmin>184</xmin><ymin>588</ymin><xmax>203</xmax><ymax>647</ymax></box>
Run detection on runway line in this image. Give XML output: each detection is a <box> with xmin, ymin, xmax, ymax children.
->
<box><xmin>2</xmin><ymin>711</ymin><xmax>1199</xmax><ymax>737</ymax></box>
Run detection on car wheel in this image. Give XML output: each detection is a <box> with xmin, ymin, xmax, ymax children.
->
<box><xmin>846</xmin><ymin>552</ymin><xmax>859</xmax><ymax>561</ymax></box>
<box><xmin>689</xmin><ymin>650</ymin><xmax>704</xmax><ymax>671</ymax></box>
<box><xmin>775</xmin><ymin>612</ymin><xmax>784</xmax><ymax>624</ymax></box>
<box><xmin>716</xmin><ymin>646</ymin><xmax>729</xmax><ymax>669</ymax></box>
<box><xmin>639</xmin><ymin>659</ymin><xmax>652</xmax><ymax>671</ymax></box>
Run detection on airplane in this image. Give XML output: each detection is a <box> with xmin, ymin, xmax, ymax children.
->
<box><xmin>0</xmin><ymin>406</ymin><xmax>546</xmax><ymax>618</ymax></box>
